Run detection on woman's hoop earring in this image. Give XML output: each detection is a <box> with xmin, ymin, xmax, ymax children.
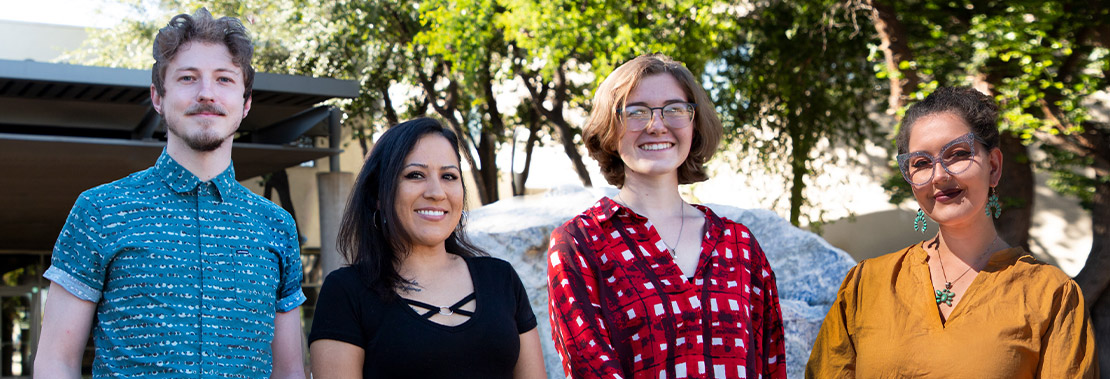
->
<box><xmin>372</xmin><ymin>210</ymin><xmax>385</xmax><ymax>230</ymax></box>
<box><xmin>985</xmin><ymin>187</ymin><xmax>1002</xmax><ymax>219</ymax></box>
<box><xmin>914</xmin><ymin>208</ymin><xmax>929</xmax><ymax>233</ymax></box>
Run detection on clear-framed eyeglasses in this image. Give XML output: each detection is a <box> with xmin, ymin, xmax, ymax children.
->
<box><xmin>896</xmin><ymin>132</ymin><xmax>986</xmax><ymax>187</ymax></box>
<box><xmin>618</xmin><ymin>102</ymin><xmax>696</xmax><ymax>132</ymax></box>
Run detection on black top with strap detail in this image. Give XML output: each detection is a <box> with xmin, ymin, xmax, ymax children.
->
<box><xmin>404</xmin><ymin>293</ymin><xmax>477</xmax><ymax>318</ymax></box>
<box><xmin>308</xmin><ymin>256</ymin><xmax>538</xmax><ymax>379</ymax></box>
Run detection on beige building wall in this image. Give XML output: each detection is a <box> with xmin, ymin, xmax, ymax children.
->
<box><xmin>0</xmin><ymin>20</ymin><xmax>87</xmax><ymax>62</ymax></box>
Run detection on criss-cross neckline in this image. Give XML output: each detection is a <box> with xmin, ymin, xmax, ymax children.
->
<box><xmin>403</xmin><ymin>293</ymin><xmax>476</xmax><ymax>319</ymax></box>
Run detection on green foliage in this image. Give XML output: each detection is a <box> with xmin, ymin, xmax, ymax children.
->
<box><xmin>879</xmin><ymin>0</ymin><xmax>1110</xmax><ymax>210</ymax></box>
<box><xmin>881</xmin><ymin>164</ymin><xmax>915</xmax><ymax>205</ymax></box>
<box><xmin>65</xmin><ymin>0</ymin><xmax>1107</xmax><ymax>226</ymax></box>
<box><xmin>714</xmin><ymin>0</ymin><xmax>880</xmax><ymax>226</ymax></box>
<box><xmin>499</xmin><ymin>0</ymin><xmax>726</xmax><ymax>103</ymax></box>
<box><xmin>1039</xmin><ymin>142</ymin><xmax>1101</xmax><ymax>210</ymax></box>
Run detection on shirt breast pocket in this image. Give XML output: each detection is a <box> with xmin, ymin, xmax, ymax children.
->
<box><xmin>231</xmin><ymin>247</ymin><xmax>280</xmax><ymax>310</ymax></box>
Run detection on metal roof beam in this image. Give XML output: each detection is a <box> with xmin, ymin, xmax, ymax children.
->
<box><xmin>249</xmin><ymin>105</ymin><xmax>332</xmax><ymax>145</ymax></box>
<box><xmin>132</xmin><ymin>107</ymin><xmax>161</xmax><ymax>141</ymax></box>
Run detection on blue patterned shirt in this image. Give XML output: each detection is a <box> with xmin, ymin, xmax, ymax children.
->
<box><xmin>45</xmin><ymin>150</ymin><xmax>306</xmax><ymax>378</ymax></box>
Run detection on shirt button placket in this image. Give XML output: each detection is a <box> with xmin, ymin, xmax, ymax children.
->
<box><xmin>198</xmin><ymin>183</ymin><xmax>214</xmax><ymax>375</ymax></box>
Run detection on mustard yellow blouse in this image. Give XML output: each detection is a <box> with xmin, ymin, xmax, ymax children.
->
<box><xmin>806</xmin><ymin>243</ymin><xmax>1097</xmax><ymax>378</ymax></box>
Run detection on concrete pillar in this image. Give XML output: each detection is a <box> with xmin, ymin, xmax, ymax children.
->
<box><xmin>317</xmin><ymin>171</ymin><xmax>353</xmax><ymax>279</ymax></box>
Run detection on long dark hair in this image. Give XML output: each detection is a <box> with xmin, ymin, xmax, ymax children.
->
<box><xmin>337</xmin><ymin>117</ymin><xmax>485</xmax><ymax>299</ymax></box>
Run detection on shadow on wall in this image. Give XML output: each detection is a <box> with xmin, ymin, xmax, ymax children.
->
<box><xmin>1029</xmin><ymin>173</ymin><xmax>1092</xmax><ymax>274</ymax></box>
<box><xmin>820</xmin><ymin>208</ymin><xmax>1062</xmax><ymax>268</ymax></box>
<box><xmin>821</xmin><ymin>208</ymin><xmax>933</xmax><ymax>262</ymax></box>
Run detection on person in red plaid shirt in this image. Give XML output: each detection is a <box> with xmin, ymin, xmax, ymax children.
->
<box><xmin>547</xmin><ymin>53</ymin><xmax>786</xmax><ymax>379</ymax></box>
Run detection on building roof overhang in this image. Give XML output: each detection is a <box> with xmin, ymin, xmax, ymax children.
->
<box><xmin>0</xmin><ymin>59</ymin><xmax>360</xmax><ymax>252</ymax></box>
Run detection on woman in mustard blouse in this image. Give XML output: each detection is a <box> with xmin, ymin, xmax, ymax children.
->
<box><xmin>806</xmin><ymin>87</ymin><xmax>1097</xmax><ymax>378</ymax></box>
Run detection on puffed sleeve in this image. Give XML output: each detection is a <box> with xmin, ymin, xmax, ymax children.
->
<box><xmin>805</xmin><ymin>262</ymin><xmax>864</xmax><ymax>378</ymax></box>
<box><xmin>547</xmin><ymin>221</ymin><xmax>626</xmax><ymax>378</ymax></box>
<box><xmin>1037</xmin><ymin>279</ymin><xmax>1097</xmax><ymax>378</ymax></box>
<box><xmin>749</xmin><ymin>236</ymin><xmax>787</xmax><ymax>378</ymax></box>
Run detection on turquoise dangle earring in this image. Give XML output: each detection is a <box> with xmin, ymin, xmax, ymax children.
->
<box><xmin>985</xmin><ymin>187</ymin><xmax>1002</xmax><ymax>218</ymax></box>
<box><xmin>914</xmin><ymin>208</ymin><xmax>928</xmax><ymax>233</ymax></box>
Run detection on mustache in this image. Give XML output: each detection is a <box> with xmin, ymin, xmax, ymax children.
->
<box><xmin>184</xmin><ymin>103</ymin><xmax>227</xmax><ymax>116</ymax></box>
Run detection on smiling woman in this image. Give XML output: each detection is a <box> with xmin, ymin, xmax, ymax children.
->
<box><xmin>307</xmin><ymin>118</ymin><xmax>546</xmax><ymax>379</ymax></box>
<box><xmin>806</xmin><ymin>87</ymin><xmax>1097</xmax><ymax>378</ymax></box>
<box><xmin>393</xmin><ymin>135</ymin><xmax>464</xmax><ymax>251</ymax></box>
<box><xmin>547</xmin><ymin>54</ymin><xmax>786</xmax><ymax>379</ymax></box>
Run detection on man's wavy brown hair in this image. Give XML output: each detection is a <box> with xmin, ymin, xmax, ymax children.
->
<box><xmin>151</xmin><ymin>8</ymin><xmax>254</xmax><ymax>101</ymax></box>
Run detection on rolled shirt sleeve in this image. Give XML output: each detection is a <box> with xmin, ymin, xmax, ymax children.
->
<box><xmin>275</xmin><ymin>211</ymin><xmax>306</xmax><ymax>313</ymax></box>
<box><xmin>45</xmin><ymin>193</ymin><xmax>109</xmax><ymax>302</ymax></box>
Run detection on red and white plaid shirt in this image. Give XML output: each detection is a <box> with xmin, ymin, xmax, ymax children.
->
<box><xmin>548</xmin><ymin>197</ymin><xmax>786</xmax><ymax>379</ymax></box>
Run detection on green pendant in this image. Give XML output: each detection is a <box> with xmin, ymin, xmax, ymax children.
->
<box><xmin>935</xmin><ymin>288</ymin><xmax>955</xmax><ymax>305</ymax></box>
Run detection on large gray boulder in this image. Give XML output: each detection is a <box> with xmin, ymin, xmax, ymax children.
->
<box><xmin>466</xmin><ymin>186</ymin><xmax>856</xmax><ymax>379</ymax></box>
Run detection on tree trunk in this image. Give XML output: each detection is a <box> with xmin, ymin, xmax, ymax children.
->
<box><xmin>477</xmin><ymin>54</ymin><xmax>505</xmax><ymax>205</ymax></box>
<box><xmin>550</xmin><ymin>118</ymin><xmax>593</xmax><ymax>187</ymax></box>
<box><xmin>263</xmin><ymin>170</ymin><xmax>304</xmax><ymax>245</ymax></box>
<box><xmin>381</xmin><ymin>87</ymin><xmax>399</xmax><ymax>127</ymax></box>
<box><xmin>513</xmin><ymin>59</ymin><xmax>593</xmax><ymax>187</ymax></box>
<box><xmin>514</xmin><ymin>107</ymin><xmax>543</xmax><ymax>196</ymax></box>
<box><xmin>1070</xmin><ymin>130</ymin><xmax>1110</xmax><ymax>304</ymax></box>
<box><xmin>476</xmin><ymin>129</ymin><xmax>499</xmax><ymax>204</ymax></box>
<box><xmin>443</xmin><ymin>114</ymin><xmax>489</xmax><ymax>205</ymax></box>
<box><xmin>867</xmin><ymin>0</ymin><xmax>919</xmax><ymax>113</ymax></box>
<box><xmin>357</xmin><ymin>124</ymin><xmax>370</xmax><ymax>158</ymax></box>
<box><xmin>1073</xmin><ymin>127</ymin><xmax>1110</xmax><ymax>376</ymax></box>
<box><xmin>1086</xmin><ymin>177</ymin><xmax>1110</xmax><ymax>376</ymax></box>
<box><xmin>993</xmin><ymin>132</ymin><xmax>1033</xmax><ymax>249</ymax></box>
<box><xmin>1092</xmin><ymin>294</ymin><xmax>1110</xmax><ymax>379</ymax></box>
<box><xmin>549</xmin><ymin>67</ymin><xmax>593</xmax><ymax>187</ymax></box>
<box><xmin>788</xmin><ymin>126</ymin><xmax>808</xmax><ymax>226</ymax></box>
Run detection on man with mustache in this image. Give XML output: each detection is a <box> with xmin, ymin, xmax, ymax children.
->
<box><xmin>33</xmin><ymin>8</ymin><xmax>306</xmax><ymax>378</ymax></box>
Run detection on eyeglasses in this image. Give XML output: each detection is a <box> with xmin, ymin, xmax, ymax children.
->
<box><xmin>617</xmin><ymin>102</ymin><xmax>696</xmax><ymax>131</ymax></box>
<box><xmin>896</xmin><ymin>133</ymin><xmax>985</xmax><ymax>187</ymax></box>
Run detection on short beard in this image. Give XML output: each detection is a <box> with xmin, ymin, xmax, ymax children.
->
<box><xmin>168</xmin><ymin>123</ymin><xmax>233</xmax><ymax>152</ymax></box>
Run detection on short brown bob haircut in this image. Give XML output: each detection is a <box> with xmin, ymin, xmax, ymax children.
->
<box><xmin>582</xmin><ymin>53</ymin><xmax>723</xmax><ymax>188</ymax></box>
<box><xmin>151</xmin><ymin>8</ymin><xmax>254</xmax><ymax>101</ymax></box>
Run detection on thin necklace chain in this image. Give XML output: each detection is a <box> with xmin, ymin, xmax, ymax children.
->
<box><xmin>617</xmin><ymin>192</ymin><xmax>685</xmax><ymax>258</ymax></box>
<box><xmin>936</xmin><ymin>235</ymin><xmax>999</xmax><ymax>289</ymax></box>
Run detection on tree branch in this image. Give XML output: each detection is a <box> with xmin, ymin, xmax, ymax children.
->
<box><xmin>865</xmin><ymin>0</ymin><xmax>920</xmax><ymax>114</ymax></box>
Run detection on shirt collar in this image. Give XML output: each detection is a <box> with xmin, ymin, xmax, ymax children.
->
<box><xmin>153</xmin><ymin>149</ymin><xmax>237</xmax><ymax>201</ymax></box>
<box><xmin>910</xmin><ymin>241</ymin><xmax>1027</xmax><ymax>269</ymax></box>
<box><xmin>985</xmin><ymin>246</ymin><xmax>1027</xmax><ymax>269</ymax></box>
<box><xmin>589</xmin><ymin>196</ymin><xmax>625</xmax><ymax>224</ymax></box>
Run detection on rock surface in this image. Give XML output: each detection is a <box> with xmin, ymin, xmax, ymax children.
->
<box><xmin>466</xmin><ymin>186</ymin><xmax>856</xmax><ymax>378</ymax></box>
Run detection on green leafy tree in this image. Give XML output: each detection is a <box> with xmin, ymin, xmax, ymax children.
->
<box><xmin>713</xmin><ymin>0</ymin><xmax>880</xmax><ymax>227</ymax></box>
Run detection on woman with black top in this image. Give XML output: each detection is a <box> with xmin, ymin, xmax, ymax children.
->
<box><xmin>308</xmin><ymin>118</ymin><xmax>546</xmax><ymax>378</ymax></box>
